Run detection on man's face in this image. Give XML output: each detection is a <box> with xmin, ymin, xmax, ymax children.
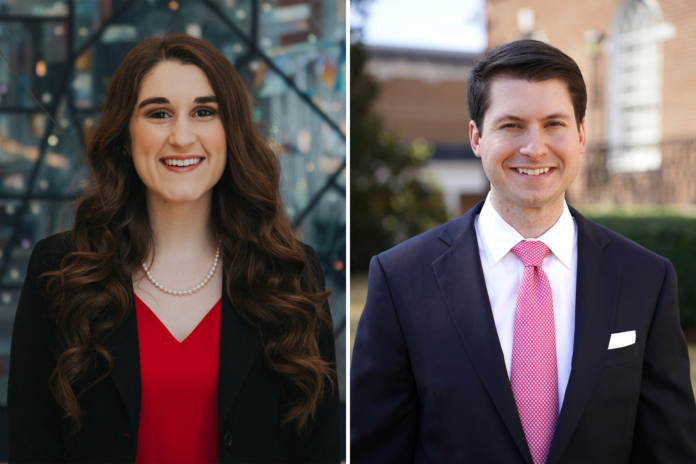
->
<box><xmin>470</xmin><ymin>78</ymin><xmax>585</xmax><ymax>211</ymax></box>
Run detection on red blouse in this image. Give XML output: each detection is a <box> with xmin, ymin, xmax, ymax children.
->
<box><xmin>134</xmin><ymin>294</ymin><xmax>222</xmax><ymax>464</ymax></box>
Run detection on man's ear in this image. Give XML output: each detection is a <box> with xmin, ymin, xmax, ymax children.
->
<box><xmin>470</xmin><ymin>120</ymin><xmax>482</xmax><ymax>158</ymax></box>
<box><xmin>578</xmin><ymin>118</ymin><xmax>586</xmax><ymax>155</ymax></box>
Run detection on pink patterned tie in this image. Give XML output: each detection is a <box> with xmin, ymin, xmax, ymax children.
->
<box><xmin>510</xmin><ymin>241</ymin><xmax>558</xmax><ymax>464</ymax></box>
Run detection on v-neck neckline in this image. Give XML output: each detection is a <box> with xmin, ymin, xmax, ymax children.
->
<box><xmin>134</xmin><ymin>293</ymin><xmax>222</xmax><ymax>344</ymax></box>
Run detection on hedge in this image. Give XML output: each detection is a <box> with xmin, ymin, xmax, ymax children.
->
<box><xmin>585</xmin><ymin>214</ymin><xmax>696</xmax><ymax>329</ymax></box>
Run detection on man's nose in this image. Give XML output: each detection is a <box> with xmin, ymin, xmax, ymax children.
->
<box><xmin>168</xmin><ymin>116</ymin><xmax>196</xmax><ymax>148</ymax></box>
<box><xmin>519</xmin><ymin>126</ymin><xmax>548</xmax><ymax>158</ymax></box>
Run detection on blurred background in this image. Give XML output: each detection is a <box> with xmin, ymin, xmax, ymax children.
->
<box><xmin>0</xmin><ymin>0</ymin><xmax>346</xmax><ymax>459</ymax></box>
<box><xmin>350</xmin><ymin>0</ymin><xmax>696</xmax><ymax>397</ymax></box>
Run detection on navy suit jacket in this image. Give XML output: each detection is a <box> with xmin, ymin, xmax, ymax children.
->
<box><xmin>351</xmin><ymin>201</ymin><xmax>696</xmax><ymax>463</ymax></box>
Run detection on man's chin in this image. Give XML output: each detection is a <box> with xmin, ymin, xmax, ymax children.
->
<box><xmin>497</xmin><ymin>190</ymin><xmax>565</xmax><ymax>211</ymax></box>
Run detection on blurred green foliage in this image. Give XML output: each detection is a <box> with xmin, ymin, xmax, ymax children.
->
<box><xmin>585</xmin><ymin>213</ymin><xmax>696</xmax><ymax>328</ymax></box>
<box><xmin>351</xmin><ymin>44</ymin><xmax>449</xmax><ymax>273</ymax></box>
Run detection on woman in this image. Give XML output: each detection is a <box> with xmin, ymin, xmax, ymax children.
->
<box><xmin>8</xmin><ymin>33</ymin><xmax>340</xmax><ymax>463</ymax></box>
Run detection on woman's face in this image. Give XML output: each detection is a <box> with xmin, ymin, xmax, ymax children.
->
<box><xmin>129</xmin><ymin>60</ymin><xmax>227</xmax><ymax>206</ymax></box>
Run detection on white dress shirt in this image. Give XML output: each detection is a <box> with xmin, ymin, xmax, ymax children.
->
<box><xmin>474</xmin><ymin>193</ymin><xmax>578</xmax><ymax>409</ymax></box>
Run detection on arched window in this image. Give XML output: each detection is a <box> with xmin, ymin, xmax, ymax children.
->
<box><xmin>608</xmin><ymin>0</ymin><xmax>673</xmax><ymax>172</ymax></box>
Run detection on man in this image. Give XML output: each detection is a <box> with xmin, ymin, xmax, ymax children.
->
<box><xmin>351</xmin><ymin>40</ymin><xmax>696</xmax><ymax>464</ymax></box>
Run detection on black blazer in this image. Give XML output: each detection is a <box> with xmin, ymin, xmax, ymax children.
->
<box><xmin>351</xmin><ymin>201</ymin><xmax>696</xmax><ymax>463</ymax></box>
<box><xmin>8</xmin><ymin>232</ymin><xmax>341</xmax><ymax>463</ymax></box>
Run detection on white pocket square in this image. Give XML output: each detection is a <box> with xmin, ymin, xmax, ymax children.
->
<box><xmin>608</xmin><ymin>331</ymin><xmax>636</xmax><ymax>350</ymax></box>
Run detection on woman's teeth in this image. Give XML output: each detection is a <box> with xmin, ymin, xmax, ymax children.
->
<box><xmin>517</xmin><ymin>167</ymin><xmax>551</xmax><ymax>176</ymax></box>
<box><xmin>163</xmin><ymin>158</ymin><xmax>201</xmax><ymax>167</ymax></box>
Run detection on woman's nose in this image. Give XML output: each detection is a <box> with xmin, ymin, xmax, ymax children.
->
<box><xmin>168</xmin><ymin>117</ymin><xmax>196</xmax><ymax>148</ymax></box>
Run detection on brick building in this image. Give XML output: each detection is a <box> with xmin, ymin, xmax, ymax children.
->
<box><xmin>365</xmin><ymin>45</ymin><xmax>489</xmax><ymax>216</ymax></box>
<box><xmin>366</xmin><ymin>0</ymin><xmax>696</xmax><ymax>211</ymax></box>
<box><xmin>488</xmin><ymin>0</ymin><xmax>696</xmax><ymax>205</ymax></box>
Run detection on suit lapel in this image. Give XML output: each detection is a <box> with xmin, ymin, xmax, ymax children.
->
<box><xmin>546</xmin><ymin>208</ymin><xmax>621</xmax><ymax>464</ymax></box>
<box><xmin>103</xmin><ymin>294</ymin><xmax>141</xmax><ymax>447</ymax></box>
<box><xmin>217</xmin><ymin>283</ymin><xmax>264</xmax><ymax>433</ymax></box>
<box><xmin>103</xmin><ymin>282</ymin><xmax>265</xmax><ymax>449</ymax></box>
<box><xmin>433</xmin><ymin>203</ymin><xmax>534</xmax><ymax>464</ymax></box>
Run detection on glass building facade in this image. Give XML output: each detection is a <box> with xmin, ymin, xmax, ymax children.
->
<box><xmin>0</xmin><ymin>0</ymin><xmax>346</xmax><ymax>456</ymax></box>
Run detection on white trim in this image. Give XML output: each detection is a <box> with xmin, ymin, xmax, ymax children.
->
<box><xmin>607</xmin><ymin>0</ymin><xmax>673</xmax><ymax>172</ymax></box>
<box><xmin>365</xmin><ymin>59</ymin><xmax>471</xmax><ymax>83</ymax></box>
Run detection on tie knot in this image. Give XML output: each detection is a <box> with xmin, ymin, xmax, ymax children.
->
<box><xmin>511</xmin><ymin>240</ymin><xmax>551</xmax><ymax>267</ymax></box>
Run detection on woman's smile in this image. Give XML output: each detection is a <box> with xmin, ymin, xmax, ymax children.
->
<box><xmin>160</xmin><ymin>156</ymin><xmax>206</xmax><ymax>172</ymax></box>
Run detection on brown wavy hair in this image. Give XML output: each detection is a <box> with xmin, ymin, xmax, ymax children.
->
<box><xmin>42</xmin><ymin>33</ymin><xmax>334</xmax><ymax>431</ymax></box>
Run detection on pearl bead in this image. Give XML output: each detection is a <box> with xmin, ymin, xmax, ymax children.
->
<box><xmin>143</xmin><ymin>241</ymin><xmax>220</xmax><ymax>296</ymax></box>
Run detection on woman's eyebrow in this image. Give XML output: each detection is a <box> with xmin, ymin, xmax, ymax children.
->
<box><xmin>194</xmin><ymin>95</ymin><xmax>217</xmax><ymax>104</ymax></box>
<box><xmin>137</xmin><ymin>95</ymin><xmax>217</xmax><ymax>109</ymax></box>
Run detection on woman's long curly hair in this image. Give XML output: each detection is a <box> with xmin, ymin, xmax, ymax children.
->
<box><xmin>42</xmin><ymin>33</ymin><xmax>334</xmax><ymax>431</ymax></box>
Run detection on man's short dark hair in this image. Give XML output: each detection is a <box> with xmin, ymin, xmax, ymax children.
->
<box><xmin>467</xmin><ymin>39</ymin><xmax>587</xmax><ymax>136</ymax></box>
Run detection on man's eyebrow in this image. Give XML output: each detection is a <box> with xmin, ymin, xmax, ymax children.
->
<box><xmin>137</xmin><ymin>95</ymin><xmax>217</xmax><ymax>109</ymax></box>
<box><xmin>492</xmin><ymin>114</ymin><xmax>524</xmax><ymax>124</ymax></box>
<box><xmin>544</xmin><ymin>112</ymin><xmax>573</xmax><ymax>120</ymax></box>
<box><xmin>492</xmin><ymin>112</ymin><xmax>573</xmax><ymax>124</ymax></box>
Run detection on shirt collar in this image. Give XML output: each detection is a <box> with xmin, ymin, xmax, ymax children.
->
<box><xmin>478</xmin><ymin>192</ymin><xmax>576</xmax><ymax>269</ymax></box>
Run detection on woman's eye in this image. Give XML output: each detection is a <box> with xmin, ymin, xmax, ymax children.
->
<box><xmin>196</xmin><ymin>108</ymin><xmax>214</xmax><ymax>117</ymax></box>
<box><xmin>149</xmin><ymin>111</ymin><xmax>169</xmax><ymax>119</ymax></box>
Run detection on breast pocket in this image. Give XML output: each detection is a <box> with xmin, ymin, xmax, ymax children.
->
<box><xmin>603</xmin><ymin>339</ymin><xmax>642</xmax><ymax>368</ymax></box>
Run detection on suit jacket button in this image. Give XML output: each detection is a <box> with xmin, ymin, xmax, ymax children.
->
<box><xmin>223</xmin><ymin>430</ymin><xmax>232</xmax><ymax>449</ymax></box>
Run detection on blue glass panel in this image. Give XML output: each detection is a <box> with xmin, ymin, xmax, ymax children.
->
<box><xmin>259</xmin><ymin>0</ymin><xmax>346</xmax><ymax>103</ymax></box>
<box><xmin>30</xmin><ymin>99</ymin><xmax>88</xmax><ymax>196</ymax></box>
<box><xmin>0</xmin><ymin>21</ymin><xmax>69</xmax><ymax>110</ymax></box>
<box><xmin>0</xmin><ymin>0</ymin><xmax>69</xmax><ymax>17</ymax></box>
<box><xmin>0</xmin><ymin>113</ymin><xmax>48</xmax><ymax>195</ymax></box>
<box><xmin>207</xmin><ymin>0</ymin><xmax>254</xmax><ymax>36</ymax></box>
<box><xmin>72</xmin><ymin>0</ymin><xmax>113</xmax><ymax>52</ymax></box>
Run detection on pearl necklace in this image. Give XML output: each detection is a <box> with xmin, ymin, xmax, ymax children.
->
<box><xmin>142</xmin><ymin>244</ymin><xmax>220</xmax><ymax>296</ymax></box>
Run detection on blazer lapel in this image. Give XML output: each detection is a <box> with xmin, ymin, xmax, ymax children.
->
<box><xmin>432</xmin><ymin>202</ymin><xmax>534</xmax><ymax>464</ymax></box>
<box><xmin>103</xmin><ymin>294</ymin><xmax>141</xmax><ymax>446</ymax></box>
<box><xmin>217</xmin><ymin>283</ymin><xmax>264</xmax><ymax>433</ymax></box>
<box><xmin>102</xmin><ymin>277</ymin><xmax>265</xmax><ymax>448</ymax></box>
<box><xmin>546</xmin><ymin>208</ymin><xmax>621</xmax><ymax>464</ymax></box>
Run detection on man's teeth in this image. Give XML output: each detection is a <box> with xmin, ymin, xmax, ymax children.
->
<box><xmin>516</xmin><ymin>167</ymin><xmax>551</xmax><ymax>176</ymax></box>
<box><xmin>163</xmin><ymin>158</ymin><xmax>201</xmax><ymax>167</ymax></box>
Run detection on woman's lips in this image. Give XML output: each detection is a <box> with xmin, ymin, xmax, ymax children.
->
<box><xmin>160</xmin><ymin>157</ymin><xmax>204</xmax><ymax>173</ymax></box>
